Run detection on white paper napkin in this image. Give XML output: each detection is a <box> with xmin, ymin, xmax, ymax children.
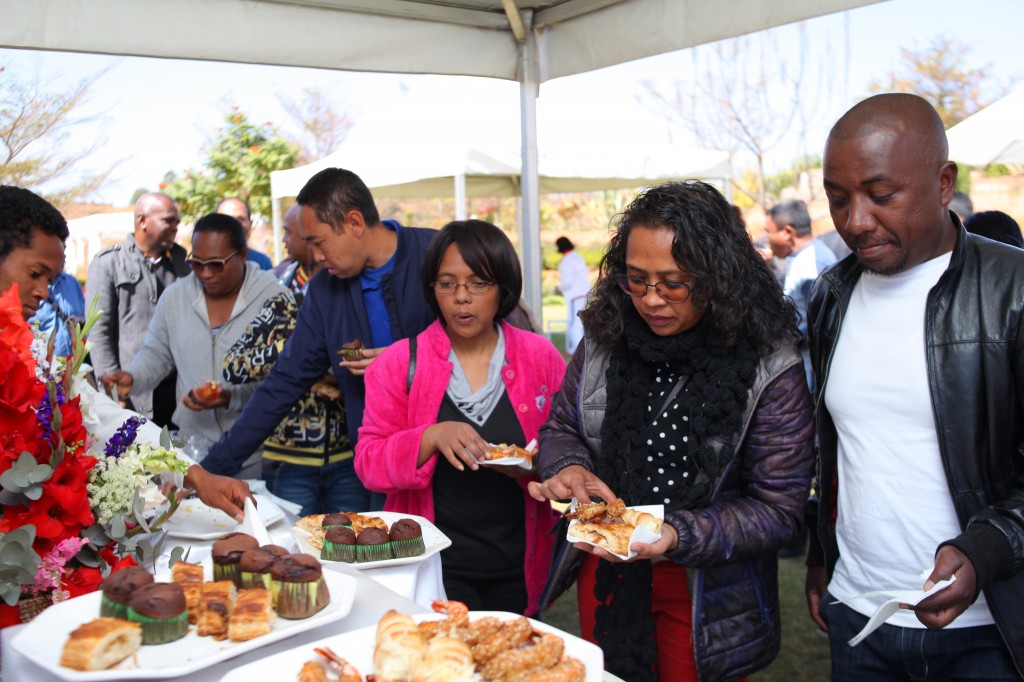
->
<box><xmin>841</xmin><ymin>575</ymin><xmax>957</xmax><ymax>646</ymax></box>
<box><xmin>239</xmin><ymin>496</ymin><xmax>272</xmax><ymax>545</ymax></box>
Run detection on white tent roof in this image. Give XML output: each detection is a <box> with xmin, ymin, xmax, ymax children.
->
<box><xmin>946</xmin><ymin>88</ymin><xmax>1024</xmax><ymax>167</ymax></box>
<box><xmin>2</xmin><ymin>0</ymin><xmax>882</xmax><ymax>310</ymax></box>
<box><xmin>271</xmin><ymin>76</ymin><xmax>729</xmax><ymax>200</ymax></box>
<box><xmin>2</xmin><ymin>0</ymin><xmax>880</xmax><ymax>83</ymax></box>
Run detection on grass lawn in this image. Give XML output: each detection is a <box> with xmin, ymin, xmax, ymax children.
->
<box><xmin>541</xmin><ymin>555</ymin><xmax>831</xmax><ymax>681</ymax></box>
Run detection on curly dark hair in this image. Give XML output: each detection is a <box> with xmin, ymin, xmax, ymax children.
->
<box><xmin>0</xmin><ymin>186</ymin><xmax>69</xmax><ymax>263</ymax></box>
<box><xmin>581</xmin><ymin>181</ymin><xmax>798</xmax><ymax>352</ymax></box>
<box><xmin>421</xmin><ymin>219</ymin><xmax>522</xmax><ymax>320</ymax></box>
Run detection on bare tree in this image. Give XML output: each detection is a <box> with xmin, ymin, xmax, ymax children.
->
<box><xmin>640</xmin><ymin>24</ymin><xmax>837</xmax><ymax>207</ymax></box>
<box><xmin>277</xmin><ymin>87</ymin><xmax>354</xmax><ymax>162</ymax></box>
<box><xmin>0</xmin><ymin>64</ymin><xmax>113</xmax><ymax>206</ymax></box>
<box><xmin>868</xmin><ymin>35</ymin><xmax>1017</xmax><ymax>128</ymax></box>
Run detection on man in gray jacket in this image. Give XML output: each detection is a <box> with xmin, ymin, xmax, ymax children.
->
<box><xmin>85</xmin><ymin>193</ymin><xmax>189</xmax><ymax>425</ymax></box>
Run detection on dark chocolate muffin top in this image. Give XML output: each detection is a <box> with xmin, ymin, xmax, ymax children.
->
<box><xmin>270</xmin><ymin>553</ymin><xmax>323</xmax><ymax>583</ymax></box>
<box><xmin>239</xmin><ymin>548</ymin><xmax>277</xmax><ymax>573</ymax></box>
<box><xmin>322</xmin><ymin>513</ymin><xmax>352</xmax><ymax>528</ymax></box>
<box><xmin>261</xmin><ymin>544</ymin><xmax>289</xmax><ymax>557</ymax></box>
<box><xmin>212</xmin><ymin>532</ymin><xmax>259</xmax><ymax>565</ymax></box>
<box><xmin>325</xmin><ymin>526</ymin><xmax>357</xmax><ymax>545</ymax></box>
<box><xmin>389</xmin><ymin>519</ymin><xmax>423</xmax><ymax>541</ymax></box>
<box><xmin>356</xmin><ymin>527</ymin><xmax>390</xmax><ymax>546</ymax></box>
<box><xmin>129</xmin><ymin>582</ymin><xmax>186</xmax><ymax>618</ymax></box>
<box><xmin>101</xmin><ymin>566</ymin><xmax>155</xmax><ymax>605</ymax></box>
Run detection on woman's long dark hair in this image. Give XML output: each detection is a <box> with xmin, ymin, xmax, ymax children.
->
<box><xmin>581</xmin><ymin>181</ymin><xmax>798</xmax><ymax>353</ymax></box>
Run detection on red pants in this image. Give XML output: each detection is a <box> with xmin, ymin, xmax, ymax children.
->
<box><xmin>577</xmin><ymin>554</ymin><xmax>745</xmax><ymax>682</ymax></box>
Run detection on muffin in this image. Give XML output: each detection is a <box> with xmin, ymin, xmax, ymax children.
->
<box><xmin>126</xmin><ymin>582</ymin><xmax>188</xmax><ymax>644</ymax></box>
<box><xmin>261</xmin><ymin>544</ymin><xmax>290</xmax><ymax>558</ymax></box>
<box><xmin>270</xmin><ymin>554</ymin><xmax>331</xmax><ymax>619</ymax></box>
<box><xmin>100</xmin><ymin>566</ymin><xmax>154</xmax><ymax>619</ymax></box>
<box><xmin>238</xmin><ymin>548</ymin><xmax>278</xmax><ymax>589</ymax></box>
<box><xmin>355</xmin><ymin>526</ymin><xmax>393</xmax><ymax>563</ymax></box>
<box><xmin>212</xmin><ymin>532</ymin><xmax>259</xmax><ymax>585</ymax></box>
<box><xmin>321</xmin><ymin>526</ymin><xmax>357</xmax><ymax>563</ymax></box>
<box><xmin>321</xmin><ymin>513</ymin><xmax>352</xmax><ymax>531</ymax></box>
<box><xmin>389</xmin><ymin>518</ymin><xmax>426</xmax><ymax>559</ymax></box>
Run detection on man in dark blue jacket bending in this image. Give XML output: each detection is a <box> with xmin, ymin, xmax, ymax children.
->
<box><xmin>201</xmin><ymin>168</ymin><xmax>436</xmax><ymax>514</ymax></box>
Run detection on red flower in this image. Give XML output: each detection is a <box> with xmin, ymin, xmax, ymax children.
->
<box><xmin>63</xmin><ymin>566</ymin><xmax>103</xmax><ymax>599</ymax></box>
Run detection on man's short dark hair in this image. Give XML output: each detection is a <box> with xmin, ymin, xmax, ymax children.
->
<box><xmin>296</xmin><ymin>168</ymin><xmax>380</xmax><ymax>233</ymax></box>
<box><xmin>215</xmin><ymin>197</ymin><xmax>251</xmax><ymax>219</ymax></box>
<box><xmin>555</xmin><ymin>236</ymin><xmax>574</xmax><ymax>253</ymax></box>
<box><xmin>965</xmin><ymin>210</ymin><xmax>1024</xmax><ymax>249</ymax></box>
<box><xmin>192</xmin><ymin>213</ymin><xmax>248</xmax><ymax>253</ymax></box>
<box><xmin>767</xmin><ymin>199</ymin><xmax>813</xmax><ymax>238</ymax></box>
<box><xmin>0</xmin><ymin>186</ymin><xmax>69</xmax><ymax>263</ymax></box>
<box><xmin>421</xmin><ymin>220</ymin><xmax>522</xmax><ymax>321</ymax></box>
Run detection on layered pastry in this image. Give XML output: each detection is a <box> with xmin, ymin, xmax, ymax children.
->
<box><xmin>356</xmin><ymin>527</ymin><xmax>393</xmax><ymax>563</ymax></box>
<box><xmin>99</xmin><ymin>566</ymin><xmax>154</xmax><ymax>620</ymax></box>
<box><xmin>321</xmin><ymin>526</ymin><xmax>357</xmax><ymax>563</ymax></box>
<box><xmin>126</xmin><ymin>583</ymin><xmax>188</xmax><ymax>644</ymax></box>
<box><xmin>228</xmin><ymin>588</ymin><xmax>276</xmax><ymax>641</ymax></box>
<box><xmin>238</xmin><ymin>548</ymin><xmax>278</xmax><ymax>590</ymax></box>
<box><xmin>197</xmin><ymin>580</ymin><xmax>237</xmax><ymax>639</ymax></box>
<box><xmin>271</xmin><ymin>554</ymin><xmax>330</xmax><ymax>619</ymax></box>
<box><xmin>169</xmin><ymin>561</ymin><xmax>204</xmax><ymax>624</ymax></box>
<box><xmin>389</xmin><ymin>518</ymin><xmax>425</xmax><ymax>559</ymax></box>
<box><xmin>412</xmin><ymin>636</ymin><xmax>474</xmax><ymax>682</ymax></box>
<box><xmin>212</xmin><ymin>532</ymin><xmax>259</xmax><ymax>585</ymax></box>
<box><xmin>59</xmin><ymin>618</ymin><xmax>142</xmax><ymax>671</ymax></box>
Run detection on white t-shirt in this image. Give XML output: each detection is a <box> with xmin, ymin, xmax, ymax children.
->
<box><xmin>824</xmin><ymin>252</ymin><xmax>993</xmax><ymax>629</ymax></box>
<box><xmin>558</xmin><ymin>250</ymin><xmax>591</xmax><ymax>301</ymax></box>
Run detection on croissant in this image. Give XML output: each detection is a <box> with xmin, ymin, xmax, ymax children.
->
<box><xmin>59</xmin><ymin>618</ymin><xmax>142</xmax><ymax>671</ymax></box>
<box><xmin>374</xmin><ymin>610</ymin><xmax>427</xmax><ymax>681</ymax></box>
<box><xmin>620</xmin><ymin>508</ymin><xmax>663</xmax><ymax>534</ymax></box>
<box><xmin>411</xmin><ymin>636</ymin><xmax>474</xmax><ymax>682</ymax></box>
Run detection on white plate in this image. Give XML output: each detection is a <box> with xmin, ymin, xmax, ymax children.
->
<box><xmin>218</xmin><ymin>610</ymin><xmax>604</xmax><ymax>682</ymax></box>
<box><xmin>13</xmin><ymin>569</ymin><xmax>357</xmax><ymax>681</ymax></box>
<box><xmin>162</xmin><ymin>494</ymin><xmax>284</xmax><ymax>540</ymax></box>
<box><xmin>290</xmin><ymin>511</ymin><xmax>452</xmax><ymax>570</ymax></box>
<box><xmin>478</xmin><ymin>456</ymin><xmax>531</xmax><ymax>471</ymax></box>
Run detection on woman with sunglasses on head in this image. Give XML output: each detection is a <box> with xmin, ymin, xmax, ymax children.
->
<box><xmin>355</xmin><ymin>220</ymin><xmax>565</xmax><ymax>616</ymax></box>
<box><xmin>101</xmin><ymin>213</ymin><xmax>293</xmax><ymax>479</ymax></box>
<box><xmin>529</xmin><ymin>182</ymin><xmax>815</xmax><ymax>682</ymax></box>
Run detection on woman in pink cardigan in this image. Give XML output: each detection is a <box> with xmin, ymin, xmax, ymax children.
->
<box><xmin>356</xmin><ymin>220</ymin><xmax>566</xmax><ymax>616</ymax></box>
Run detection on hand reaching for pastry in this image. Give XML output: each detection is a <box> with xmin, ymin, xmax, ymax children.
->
<box><xmin>527</xmin><ymin>464</ymin><xmax>617</xmax><ymax>506</ymax></box>
<box><xmin>421</xmin><ymin>421</ymin><xmax>489</xmax><ymax>471</ymax></box>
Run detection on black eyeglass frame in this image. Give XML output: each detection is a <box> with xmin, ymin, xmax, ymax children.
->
<box><xmin>615</xmin><ymin>273</ymin><xmax>693</xmax><ymax>303</ymax></box>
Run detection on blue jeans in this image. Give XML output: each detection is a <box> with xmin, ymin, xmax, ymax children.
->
<box><xmin>262</xmin><ymin>458</ymin><xmax>371</xmax><ymax>517</ymax></box>
<box><xmin>820</xmin><ymin>590</ymin><xmax>1020</xmax><ymax>681</ymax></box>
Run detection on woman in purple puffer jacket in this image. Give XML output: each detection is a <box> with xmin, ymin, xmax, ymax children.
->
<box><xmin>530</xmin><ymin>181</ymin><xmax>815</xmax><ymax>682</ymax></box>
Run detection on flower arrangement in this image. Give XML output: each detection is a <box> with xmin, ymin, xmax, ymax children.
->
<box><xmin>0</xmin><ymin>284</ymin><xmax>189</xmax><ymax>626</ymax></box>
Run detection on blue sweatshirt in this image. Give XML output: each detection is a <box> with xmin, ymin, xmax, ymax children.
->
<box><xmin>202</xmin><ymin>221</ymin><xmax>437</xmax><ymax>476</ymax></box>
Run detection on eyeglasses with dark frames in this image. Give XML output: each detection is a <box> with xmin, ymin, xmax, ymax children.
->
<box><xmin>432</xmin><ymin>280</ymin><xmax>496</xmax><ymax>296</ymax></box>
<box><xmin>615</xmin><ymin>274</ymin><xmax>692</xmax><ymax>303</ymax></box>
<box><xmin>187</xmin><ymin>250</ymin><xmax>241</xmax><ymax>274</ymax></box>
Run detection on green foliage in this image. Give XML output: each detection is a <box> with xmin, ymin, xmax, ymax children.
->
<box><xmin>0</xmin><ymin>527</ymin><xmax>39</xmax><ymax>605</ymax></box>
<box><xmin>163</xmin><ymin>108</ymin><xmax>300</xmax><ymax>223</ymax></box>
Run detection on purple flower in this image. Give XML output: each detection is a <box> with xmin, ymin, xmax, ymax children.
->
<box><xmin>35</xmin><ymin>377</ymin><xmax>65</xmax><ymax>439</ymax></box>
<box><xmin>104</xmin><ymin>416</ymin><xmax>147</xmax><ymax>459</ymax></box>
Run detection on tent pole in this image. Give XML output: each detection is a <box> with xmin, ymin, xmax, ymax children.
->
<box><xmin>271</xmin><ymin>196</ymin><xmax>283</xmax><ymax>264</ymax></box>
<box><xmin>519</xmin><ymin>15</ymin><xmax>542</xmax><ymax>317</ymax></box>
<box><xmin>454</xmin><ymin>173</ymin><xmax>467</xmax><ymax>220</ymax></box>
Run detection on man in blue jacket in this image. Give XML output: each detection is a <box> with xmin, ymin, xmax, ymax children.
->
<box><xmin>201</xmin><ymin>169</ymin><xmax>437</xmax><ymax>513</ymax></box>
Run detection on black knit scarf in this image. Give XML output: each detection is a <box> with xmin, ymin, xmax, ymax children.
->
<box><xmin>592</xmin><ymin>309</ymin><xmax>759</xmax><ymax>681</ymax></box>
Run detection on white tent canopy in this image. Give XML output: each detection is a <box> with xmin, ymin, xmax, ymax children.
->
<box><xmin>3</xmin><ymin>0</ymin><xmax>882</xmax><ymax>310</ymax></box>
<box><xmin>270</xmin><ymin>76</ymin><xmax>730</xmax><ymax>204</ymax></box>
<box><xmin>946</xmin><ymin>88</ymin><xmax>1024</xmax><ymax>167</ymax></box>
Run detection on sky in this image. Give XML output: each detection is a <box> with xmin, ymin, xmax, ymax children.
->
<box><xmin>2</xmin><ymin>0</ymin><xmax>1021</xmax><ymax>206</ymax></box>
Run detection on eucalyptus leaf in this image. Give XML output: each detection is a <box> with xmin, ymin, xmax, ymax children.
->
<box><xmin>111</xmin><ymin>513</ymin><xmax>127</xmax><ymax>538</ymax></box>
<box><xmin>160</xmin><ymin>427</ymin><xmax>172</xmax><ymax>450</ymax></box>
<box><xmin>22</xmin><ymin>482</ymin><xmax>44</xmax><ymax>501</ymax></box>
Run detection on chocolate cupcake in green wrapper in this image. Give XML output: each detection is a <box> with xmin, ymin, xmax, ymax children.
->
<box><xmin>321</xmin><ymin>526</ymin><xmax>357</xmax><ymax>562</ymax></box>
<box><xmin>100</xmin><ymin>566</ymin><xmax>154</xmax><ymax>619</ymax></box>
<box><xmin>389</xmin><ymin>518</ymin><xmax>425</xmax><ymax>558</ymax></box>
<box><xmin>355</xmin><ymin>527</ymin><xmax>393</xmax><ymax>562</ymax></box>
<box><xmin>320</xmin><ymin>512</ymin><xmax>352</xmax><ymax>532</ymax></box>
<box><xmin>127</xmin><ymin>583</ymin><xmax>188</xmax><ymax>644</ymax></box>
<box><xmin>270</xmin><ymin>554</ymin><xmax>330</xmax><ymax>619</ymax></box>
<box><xmin>238</xmin><ymin>548</ymin><xmax>278</xmax><ymax>589</ymax></box>
<box><xmin>212</xmin><ymin>532</ymin><xmax>259</xmax><ymax>585</ymax></box>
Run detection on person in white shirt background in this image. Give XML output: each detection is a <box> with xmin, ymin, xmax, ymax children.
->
<box><xmin>555</xmin><ymin>236</ymin><xmax>591</xmax><ymax>355</ymax></box>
